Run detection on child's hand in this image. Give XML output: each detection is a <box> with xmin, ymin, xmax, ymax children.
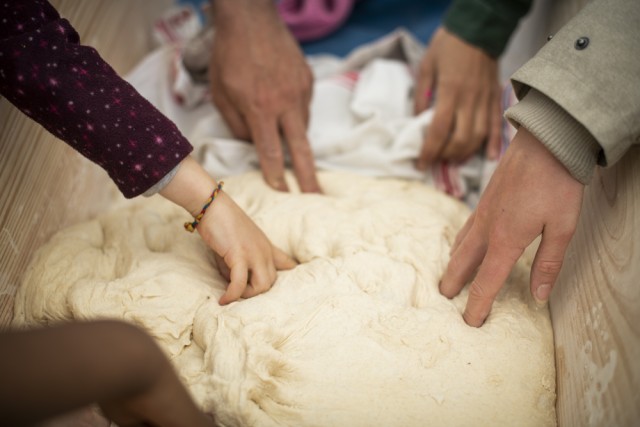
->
<box><xmin>197</xmin><ymin>191</ymin><xmax>297</xmax><ymax>305</ymax></box>
<box><xmin>159</xmin><ymin>156</ymin><xmax>297</xmax><ymax>305</ymax></box>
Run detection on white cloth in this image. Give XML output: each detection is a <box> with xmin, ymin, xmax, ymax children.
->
<box><xmin>127</xmin><ymin>30</ymin><xmax>515</xmax><ymax>205</ymax></box>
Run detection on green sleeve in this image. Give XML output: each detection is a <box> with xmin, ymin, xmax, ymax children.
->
<box><xmin>443</xmin><ymin>0</ymin><xmax>533</xmax><ymax>57</ymax></box>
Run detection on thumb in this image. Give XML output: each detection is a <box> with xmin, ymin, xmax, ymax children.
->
<box><xmin>529</xmin><ymin>229</ymin><xmax>572</xmax><ymax>305</ymax></box>
<box><xmin>219</xmin><ymin>259</ymin><xmax>249</xmax><ymax>305</ymax></box>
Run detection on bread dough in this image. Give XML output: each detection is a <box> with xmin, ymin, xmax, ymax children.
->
<box><xmin>14</xmin><ymin>171</ymin><xmax>556</xmax><ymax>426</ymax></box>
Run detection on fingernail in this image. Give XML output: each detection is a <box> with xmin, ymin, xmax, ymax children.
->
<box><xmin>302</xmin><ymin>184</ymin><xmax>322</xmax><ymax>194</ymax></box>
<box><xmin>271</xmin><ymin>181</ymin><xmax>288</xmax><ymax>192</ymax></box>
<box><xmin>535</xmin><ymin>284</ymin><xmax>551</xmax><ymax>306</ymax></box>
<box><xmin>438</xmin><ymin>280</ymin><xmax>454</xmax><ymax>299</ymax></box>
<box><xmin>462</xmin><ymin>310</ymin><xmax>484</xmax><ymax>328</ymax></box>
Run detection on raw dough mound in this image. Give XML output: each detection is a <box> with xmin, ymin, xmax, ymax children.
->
<box><xmin>14</xmin><ymin>171</ymin><xmax>556</xmax><ymax>426</ymax></box>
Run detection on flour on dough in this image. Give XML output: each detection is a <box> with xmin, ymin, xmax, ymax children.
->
<box><xmin>14</xmin><ymin>171</ymin><xmax>556</xmax><ymax>427</ymax></box>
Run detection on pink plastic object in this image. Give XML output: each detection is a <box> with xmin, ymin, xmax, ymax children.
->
<box><xmin>277</xmin><ymin>0</ymin><xmax>357</xmax><ymax>42</ymax></box>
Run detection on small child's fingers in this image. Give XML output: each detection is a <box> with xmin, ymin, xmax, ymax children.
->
<box><xmin>272</xmin><ymin>245</ymin><xmax>297</xmax><ymax>270</ymax></box>
<box><xmin>241</xmin><ymin>263</ymin><xmax>275</xmax><ymax>298</ymax></box>
<box><xmin>213</xmin><ymin>252</ymin><xmax>231</xmax><ymax>281</ymax></box>
<box><xmin>219</xmin><ymin>261</ymin><xmax>249</xmax><ymax>305</ymax></box>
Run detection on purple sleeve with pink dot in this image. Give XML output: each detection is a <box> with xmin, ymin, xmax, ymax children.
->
<box><xmin>0</xmin><ymin>0</ymin><xmax>193</xmax><ymax>198</ymax></box>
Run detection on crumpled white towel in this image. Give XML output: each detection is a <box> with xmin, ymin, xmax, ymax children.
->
<box><xmin>127</xmin><ymin>30</ymin><xmax>516</xmax><ymax>205</ymax></box>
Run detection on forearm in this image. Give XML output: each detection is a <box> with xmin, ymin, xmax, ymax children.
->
<box><xmin>0</xmin><ymin>0</ymin><xmax>192</xmax><ymax>198</ymax></box>
<box><xmin>0</xmin><ymin>321</ymin><xmax>172</xmax><ymax>425</ymax></box>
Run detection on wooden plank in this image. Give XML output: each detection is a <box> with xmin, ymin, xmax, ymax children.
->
<box><xmin>551</xmin><ymin>147</ymin><xmax>640</xmax><ymax>426</ymax></box>
<box><xmin>0</xmin><ymin>0</ymin><xmax>170</xmax><ymax>329</ymax></box>
<box><xmin>2</xmin><ymin>2</ymin><xmax>638</xmax><ymax>427</ymax></box>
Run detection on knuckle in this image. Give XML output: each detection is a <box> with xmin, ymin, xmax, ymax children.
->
<box><xmin>489</xmin><ymin>227</ymin><xmax>514</xmax><ymax>248</ymax></box>
<box><xmin>428</xmin><ymin>122</ymin><xmax>450</xmax><ymax>141</ymax></box>
<box><xmin>252</xmin><ymin>278</ymin><xmax>270</xmax><ymax>293</ymax></box>
<box><xmin>536</xmin><ymin>259</ymin><xmax>563</xmax><ymax>277</ymax></box>
<box><xmin>557</xmin><ymin>224</ymin><xmax>578</xmax><ymax>241</ymax></box>
<box><xmin>473</xmin><ymin>204</ymin><xmax>494</xmax><ymax>226</ymax></box>
<box><xmin>290</xmin><ymin>139</ymin><xmax>313</xmax><ymax>156</ymax></box>
<box><xmin>468</xmin><ymin>279</ymin><xmax>493</xmax><ymax>300</ymax></box>
<box><xmin>278</xmin><ymin>89</ymin><xmax>297</xmax><ymax>106</ymax></box>
<box><xmin>448</xmin><ymin>136</ymin><xmax>467</xmax><ymax>152</ymax></box>
<box><xmin>262</xmin><ymin>144</ymin><xmax>284</xmax><ymax>162</ymax></box>
<box><xmin>220</xmin><ymin>75</ymin><xmax>246</xmax><ymax>97</ymax></box>
<box><xmin>437</xmin><ymin>80</ymin><xmax>459</xmax><ymax>94</ymax></box>
<box><xmin>252</xmin><ymin>90</ymin><xmax>274</xmax><ymax>111</ymax></box>
<box><xmin>471</xmin><ymin>130</ymin><xmax>486</xmax><ymax>146</ymax></box>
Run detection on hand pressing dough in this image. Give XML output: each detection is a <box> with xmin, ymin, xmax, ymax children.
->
<box><xmin>14</xmin><ymin>171</ymin><xmax>556</xmax><ymax>427</ymax></box>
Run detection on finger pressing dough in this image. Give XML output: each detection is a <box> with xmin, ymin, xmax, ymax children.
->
<box><xmin>14</xmin><ymin>171</ymin><xmax>556</xmax><ymax>427</ymax></box>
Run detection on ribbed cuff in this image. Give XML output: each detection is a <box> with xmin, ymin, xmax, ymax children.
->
<box><xmin>443</xmin><ymin>0</ymin><xmax>532</xmax><ymax>57</ymax></box>
<box><xmin>505</xmin><ymin>89</ymin><xmax>601</xmax><ymax>184</ymax></box>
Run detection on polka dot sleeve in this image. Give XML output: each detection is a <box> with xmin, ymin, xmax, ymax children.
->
<box><xmin>0</xmin><ymin>0</ymin><xmax>193</xmax><ymax>198</ymax></box>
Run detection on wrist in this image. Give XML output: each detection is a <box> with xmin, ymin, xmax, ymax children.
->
<box><xmin>505</xmin><ymin>88</ymin><xmax>600</xmax><ymax>185</ymax></box>
<box><xmin>516</xmin><ymin>127</ymin><xmax>584</xmax><ymax>189</ymax></box>
<box><xmin>159</xmin><ymin>157</ymin><xmax>217</xmax><ymax>217</ymax></box>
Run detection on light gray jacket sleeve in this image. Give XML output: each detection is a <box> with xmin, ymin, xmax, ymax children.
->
<box><xmin>504</xmin><ymin>0</ymin><xmax>640</xmax><ymax>184</ymax></box>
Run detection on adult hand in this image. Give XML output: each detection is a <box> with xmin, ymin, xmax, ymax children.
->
<box><xmin>160</xmin><ymin>157</ymin><xmax>297</xmax><ymax>305</ymax></box>
<box><xmin>414</xmin><ymin>27</ymin><xmax>502</xmax><ymax>168</ymax></box>
<box><xmin>439</xmin><ymin>128</ymin><xmax>585</xmax><ymax>327</ymax></box>
<box><xmin>209</xmin><ymin>0</ymin><xmax>320</xmax><ymax>193</ymax></box>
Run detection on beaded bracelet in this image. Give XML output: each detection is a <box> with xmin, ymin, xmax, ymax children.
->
<box><xmin>184</xmin><ymin>182</ymin><xmax>224</xmax><ymax>232</ymax></box>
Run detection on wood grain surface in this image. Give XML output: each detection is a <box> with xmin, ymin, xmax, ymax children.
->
<box><xmin>0</xmin><ymin>0</ymin><xmax>170</xmax><ymax>329</ymax></box>
<box><xmin>545</xmin><ymin>1</ymin><xmax>639</xmax><ymax>425</ymax></box>
<box><xmin>551</xmin><ymin>147</ymin><xmax>640</xmax><ymax>427</ymax></box>
<box><xmin>1</xmin><ymin>1</ymin><xmax>638</xmax><ymax>426</ymax></box>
